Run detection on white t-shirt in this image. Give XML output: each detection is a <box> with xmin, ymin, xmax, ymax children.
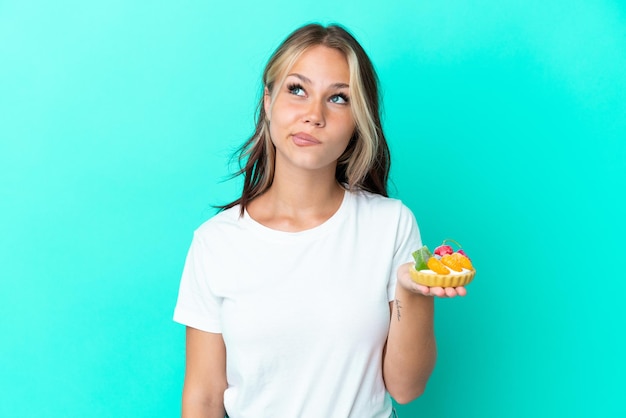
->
<box><xmin>174</xmin><ymin>189</ymin><xmax>421</xmax><ymax>418</ymax></box>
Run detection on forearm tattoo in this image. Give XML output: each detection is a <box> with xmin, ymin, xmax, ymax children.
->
<box><xmin>395</xmin><ymin>299</ymin><xmax>402</xmax><ymax>321</ymax></box>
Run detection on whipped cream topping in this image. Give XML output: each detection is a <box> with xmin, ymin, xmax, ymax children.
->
<box><xmin>418</xmin><ymin>267</ymin><xmax>472</xmax><ymax>276</ymax></box>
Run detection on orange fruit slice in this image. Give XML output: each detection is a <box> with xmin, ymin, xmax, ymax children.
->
<box><xmin>453</xmin><ymin>252</ymin><xmax>473</xmax><ymax>270</ymax></box>
<box><xmin>427</xmin><ymin>257</ymin><xmax>450</xmax><ymax>274</ymax></box>
<box><xmin>440</xmin><ymin>254</ymin><xmax>464</xmax><ymax>272</ymax></box>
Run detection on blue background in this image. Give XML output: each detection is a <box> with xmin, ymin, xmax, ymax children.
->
<box><xmin>1</xmin><ymin>1</ymin><xmax>625</xmax><ymax>416</ymax></box>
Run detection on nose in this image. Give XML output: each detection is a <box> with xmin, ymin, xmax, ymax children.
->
<box><xmin>303</xmin><ymin>100</ymin><xmax>325</xmax><ymax>127</ymax></box>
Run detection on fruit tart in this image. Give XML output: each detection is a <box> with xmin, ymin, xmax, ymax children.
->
<box><xmin>409</xmin><ymin>239</ymin><xmax>475</xmax><ymax>288</ymax></box>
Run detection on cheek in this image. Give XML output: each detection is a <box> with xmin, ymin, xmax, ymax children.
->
<box><xmin>269</xmin><ymin>102</ymin><xmax>298</xmax><ymax>128</ymax></box>
<box><xmin>333</xmin><ymin>128</ymin><xmax>355</xmax><ymax>156</ymax></box>
<box><xmin>268</xmin><ymin>111</ymin><xmax>295</xmax><ymax>145</ymax></box>
<box><xmin>268</xmin><ymin>122</ymin><xmax>281</xmax><ymax>146</ymax></box>
<box><xmin>337</xmin><ymin>117</ymin><xmax>356</xmax><ymax>142</ymax></box>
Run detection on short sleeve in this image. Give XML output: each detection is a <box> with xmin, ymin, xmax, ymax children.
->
<box><xmin>173</xmin><ymin>231</ymin><xmax>222</xmax><ymax>333</ymax></box>
<box><xmin>387</xmin><ymin>204</ymin><xmax>422</xmax><ymax>301</ymax></box>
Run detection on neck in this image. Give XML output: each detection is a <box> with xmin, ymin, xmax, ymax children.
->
<box><xmin>270</xmin><ymin>172</ymin><xmax>342</xmax><ymax>208</ymax></box>
<box><xmin>246</xmin><ymin>164</ymin><xmax>346</xmax><ymax>232</ymax></box>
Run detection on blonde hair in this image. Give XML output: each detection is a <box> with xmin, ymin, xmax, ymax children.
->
<box><xmin>221</xmin><ymin>23</ymin><xmax>390</xmax><ymax>214</ymax></box>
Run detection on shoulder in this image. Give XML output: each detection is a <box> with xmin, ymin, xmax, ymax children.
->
<box><xmin>349</xmin><ymin>189</ymin><xmax>414</xmax><ymax>220</ymax></box>
<box><xmin>348</xmin><ymin>189</ymin><xmax>421</xmax><ymax>260</ymax></box>
<box><xmin>194</xmin><ymin>205</ymin><xmax>244</xmax><ymax>239</ymax></box>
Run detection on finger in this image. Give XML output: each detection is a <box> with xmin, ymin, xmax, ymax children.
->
<box><xmin>411</xmin><ymin>282</ymin><xmax>435</xmax><ymax>297</ymax></box>
<box><xmin>456</xmin><ymin>286</ymin><xmax>467</xmax><ymax>297</ymax></box>
<box><xmin>444</xmin><ymin>287</ymin><xmax>457</xmax><ymax>298</ymax></box>
<box><xmin>431</xmin><ymin>287</ymin><xmax>445</xmax><ymax>297</ymax></box>
<box><xmin>414</xmin><ymin>284</ymin><xmax>431</xmax><ymax>295</ymax></box>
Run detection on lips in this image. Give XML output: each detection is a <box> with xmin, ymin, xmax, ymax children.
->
<box><xmin>291</xmin><ymin>132</ymin><xmax>321</xmax><ymax>146</ymax></box>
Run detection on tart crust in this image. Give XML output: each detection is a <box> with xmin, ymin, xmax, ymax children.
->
<box><xmin>409</xmin><ymin>266</ymin><xmax>475</xmax><ymax>288</ymax></box>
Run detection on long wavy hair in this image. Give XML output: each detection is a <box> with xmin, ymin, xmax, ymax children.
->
<box><xmin>220</xmin><ymin>23</ymin><xmax>390</xmax><ymax>214</ymax></box>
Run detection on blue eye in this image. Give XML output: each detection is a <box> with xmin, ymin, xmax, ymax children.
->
<box><xmin>287</xmin><ymin>83</ymin><xmax>305</xmax><ymax>96</ymax></box>
<box><xmin>330</xmin><ymin>94</ymin><xmax>349</xmax><ymax>104</ymax></box>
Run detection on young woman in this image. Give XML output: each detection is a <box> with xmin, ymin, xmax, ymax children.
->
<box><xmin>174</xmin><ymin>23</ymin><xmax>466</xmax><ymax>418</ymax></box>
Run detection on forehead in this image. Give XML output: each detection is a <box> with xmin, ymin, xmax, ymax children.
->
<box><xmin>287</xmin><ymin>45</ymin><xmax>350</xmax><ymax>83</ymax></box>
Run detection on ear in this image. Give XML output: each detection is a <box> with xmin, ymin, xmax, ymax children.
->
<box><xmin>263</xmin><ymin>87</ymin><xmax>271</xmax><ymax>120</ymax></box>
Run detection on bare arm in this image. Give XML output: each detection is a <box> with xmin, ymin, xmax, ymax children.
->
<box><xmin>181</xmin><ymin>327</ymin><xmax>228</xmax><ymax>418</ymax></box>
<box><xmin>383</xmin><ymin>262</ymin><xmax>466</xmax><ymax>404</ymax></box>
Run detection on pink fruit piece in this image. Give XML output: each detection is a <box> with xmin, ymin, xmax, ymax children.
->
<box><xmin>434</xmin><ymin>245</ymin><xmax>453</xmax><ymax>256</ymax></box>
<box><xmin>457</xmin><ymin>249</ymin><xmax>471</xmax><ymax>261</ymax></box>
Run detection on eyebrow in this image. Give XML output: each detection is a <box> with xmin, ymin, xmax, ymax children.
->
<box><xmin>287</xmin><ymin>73</ymin><xmax>349</xmax><ymax>89</ymax></box>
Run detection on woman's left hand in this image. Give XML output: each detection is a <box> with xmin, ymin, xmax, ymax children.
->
<box><xmin>396</xmin><ymin>262</ymin><xmax>467</xmax><ymax>298</ymax></box>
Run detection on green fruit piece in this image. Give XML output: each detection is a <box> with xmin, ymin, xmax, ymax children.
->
<box><xmin>412</xmin><ymin>245</ymin><xmax>433</xmax><ymax>271</ymax></box>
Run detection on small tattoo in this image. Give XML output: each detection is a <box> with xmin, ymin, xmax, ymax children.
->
<box><xmin>395</xmin><ymin>299</ymin><xmax>402</xmax><ymax>321</ymax></box>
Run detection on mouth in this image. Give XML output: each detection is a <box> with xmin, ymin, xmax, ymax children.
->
<box><xmin>291</xmin><ymin>132</ymin><xmax>321</xmax><ymax>146</ymax></box>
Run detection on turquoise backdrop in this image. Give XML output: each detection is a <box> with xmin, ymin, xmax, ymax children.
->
<box><xmin>1</xmin><ymin>1</ymin><xmax>624</xmax><ymax>417</ymax></box>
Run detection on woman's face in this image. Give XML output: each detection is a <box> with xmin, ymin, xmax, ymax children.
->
<box><xmin>264</xmin><ymin>45</ymin><xmax>355</xmax><ymax>177</ymax></box>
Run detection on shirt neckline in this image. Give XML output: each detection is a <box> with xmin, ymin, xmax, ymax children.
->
<box><xmin>242</xmin><ymin>189</ymin><xmax>352</xmax><ymax>241</ymax></box>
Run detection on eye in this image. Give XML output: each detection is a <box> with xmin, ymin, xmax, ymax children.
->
<box><xmin>329</xmin><ymin>93</ymin><xmax>349</xmax><ymax>104</ymax></box>
<box><xmin>287</xmin><ymin>83</ymin><xmax>305</xmax><ymax>96</ymax></box>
